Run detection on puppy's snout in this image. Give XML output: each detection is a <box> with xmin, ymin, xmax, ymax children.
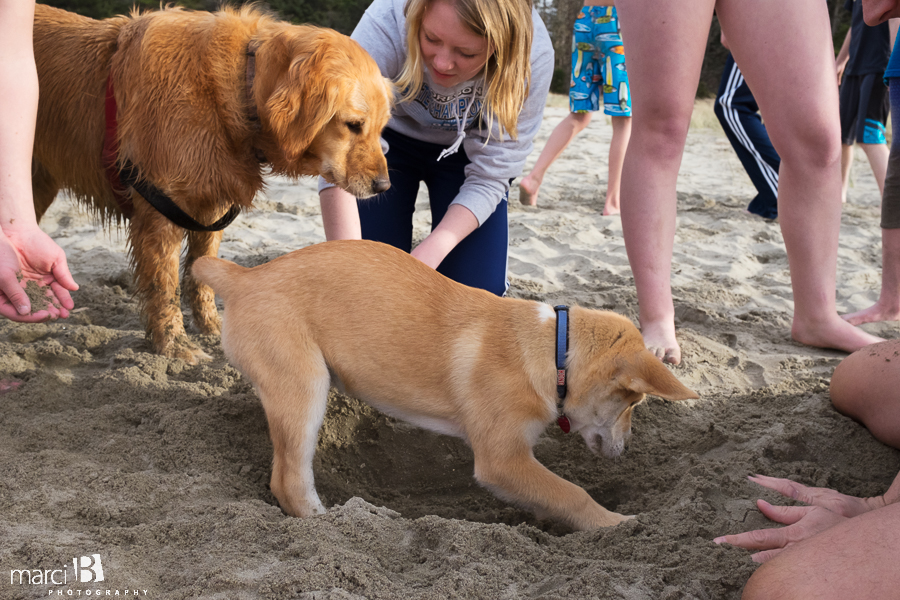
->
<box><xmin>372</xmin><ymin>177</ymin><xmax>391</xmax><ymax>194</ymax></box>
<box><xmin>585</xmin><ymin>429</ymin><xmax>629</xmax><ymax>459</ymax></box>
<box><xmin>601</xmin><ymin>431</ymin><xmax>630</xmax><ymax>459</ymax></box>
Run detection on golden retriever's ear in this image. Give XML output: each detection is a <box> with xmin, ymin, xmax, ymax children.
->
<box><xmin>262</xmin><ymin>28</ymin><xmax>341</xmax><ymax>159</ymax></box>
<box><xmin>615</xmin><ymin>351</ymin><xmax>699</xmax><ymax>401</ymax></box>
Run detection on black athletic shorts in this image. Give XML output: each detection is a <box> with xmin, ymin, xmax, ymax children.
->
<box><xmin>839</xmin><ymin>73</ymin><xmax>889</xmax><ymax>145</ymax></box>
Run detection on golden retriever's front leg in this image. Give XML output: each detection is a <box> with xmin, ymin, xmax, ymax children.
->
<box><xmin>128</xmin><ymin>206</ymin><xmax>209</xmax><ymax>364</ymax></box>
<box><xmin>182</xmin><ymin>230</ymin><xmax>223</xmax><ymax>336</ymax></box>
<box><xmin>472</xmin><ymin>436</ymin><xmax>631</xmax><ymax>531</ymax></box>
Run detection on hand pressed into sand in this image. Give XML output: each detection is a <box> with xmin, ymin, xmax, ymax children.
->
<box><xmin>713</xmin><ymin>474</ymin><xmax>886</xmax><ymax>563</ymax></box>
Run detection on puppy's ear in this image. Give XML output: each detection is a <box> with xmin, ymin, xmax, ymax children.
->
<box><xmin>615</xmin><ymin>351</ymin><xmax>699</xmax><ymax>401</ymax></box>
<box><xmin>262</xmin><ymin>28</ymin><xmax>339</xmax><ymax>159</ymax></box>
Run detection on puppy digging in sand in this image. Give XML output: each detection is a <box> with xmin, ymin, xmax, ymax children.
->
<box><xmin>32</xmin><ymin>5</ymin><xmax>393</xmax><ymax>363</ymax></box>
<box><xmin>193</xmin><ymin>240</ymin><xmax>698</xmax><ymax>530</ymax></box>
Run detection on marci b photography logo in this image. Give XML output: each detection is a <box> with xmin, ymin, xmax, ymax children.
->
<box><xmin>9</xmin><ymin>554</ymin><xmax>149</xmax><ymax>597</ymax></box>
<box><xmin>73</xmin><ymin>554</ymin><xmax>104</xmax><ymax>583</ymax></box>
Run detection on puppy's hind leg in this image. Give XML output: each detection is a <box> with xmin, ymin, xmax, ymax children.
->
<box><xmin>253</xmin><ymin>346</ymin><xmax>331</xmax><ymax>518</ymax></box>
<box><xmin>182</xmin><ymin>230</ymin><xmax>223</xmax><ymax>336</ymax></box>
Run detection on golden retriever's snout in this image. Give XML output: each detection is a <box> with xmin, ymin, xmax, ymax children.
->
<box><xmin>372</xmin><ymin>177</ymin><xmax>391</xmax><ymax>194</ymax></box>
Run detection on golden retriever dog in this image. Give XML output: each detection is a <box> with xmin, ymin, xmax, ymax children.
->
<box><xmin>31</xmin><ymin>4</ymin><xmax>393</xmax><ymax>363</ymax></box>
<box><xmin>193</xmin><ymin>240</ymin><xmax>699</xmax><ymax>530</ymax></box>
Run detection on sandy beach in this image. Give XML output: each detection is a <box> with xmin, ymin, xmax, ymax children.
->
<box><xmin>1</xmin><ymin>97</ymin><xmax>898</xmax><ymax>599</ymax></box>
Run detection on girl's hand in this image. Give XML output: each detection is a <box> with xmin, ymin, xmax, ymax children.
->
<box><xmin>0</xmin><ymin>225</ymin><xmax>77</xmax><ymax>321</ymax></box>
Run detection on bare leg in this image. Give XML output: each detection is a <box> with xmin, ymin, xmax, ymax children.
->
<box><xmin>604</xmin><ymin>115</ymin><xmax>632</xmax><ymax>216</ymax></box>
<box><xmin>841</xmin><ymin>144</ymin><xmax>854</xmax><ymax>203</ymax></box>
<box><xmin>718</xmin><ymin>0</ymin><xmax>882</xmax><ymax>354</ymax></box>
<box><xmin>615</xmin><ymin>0</ymin><xmax>716</xmax><ymax>365</ymax></box>
<box><xmin>742</xmin><ymin>502</ymin><xmax>900</xmax><ymax>600</ymax></box>
<box><xmin>519</xmin><ymin>111</ymin><xmax>592</xmax><ymax>206</ymax></box>
<box><xmin>843</xmin><ymin>227</ymin><xmax>900</xmax><ymax>325</ymax></box>
<box><xmin>860</xmin><ymin>142</ymin><xmax>890</xmax><ymax>198</ymax></box>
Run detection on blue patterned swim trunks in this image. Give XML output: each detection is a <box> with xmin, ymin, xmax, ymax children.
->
<box><xmin>569</xmin><ymin>6</ymin><xmax>631</xmax><ymax>117</ymax></box>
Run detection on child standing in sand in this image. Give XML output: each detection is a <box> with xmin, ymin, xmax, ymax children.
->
<box><xmin>0</xmin><ymin>0</ymin><xmax>77</xmax><ymax>322</ymax></box>
<box><xmin>319</xmin><ymin>0</ymin><xmax>553</xmax><ymax>297</ymax></box>
<box><xmin>517</xmin><ymin>0</ymin><xmax>631</xmax><ymax>216</ymax></box>
<box><xmin>844</xmin><ymin>13</ymin><xmax>900</xmax><ymax>325</ymax></box>
<box><xmin>835</xmin><ymin>0</ymin><xmax>895</xmax><ymax>204</ymax></box>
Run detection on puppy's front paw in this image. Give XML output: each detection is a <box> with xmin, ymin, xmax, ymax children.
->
<box><xmin>574</xmin><ymin>507</ymin><xmax>633</xmax><ymax>530</ymax></box>
<box><xmin>279</xmin><ymin>496</ymin><xmax>326</xmax><ymax>518</ymax></box>
<box><xmin>597</xmin><ymin>511</ymin><xmax>632</xmax><ymax>527</ymax></box>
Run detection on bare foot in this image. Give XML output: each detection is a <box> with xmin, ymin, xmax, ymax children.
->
<box><xmin>842</xmin><ymin>301</ymin><xmax>900</xmax><ymax>326</ymax></box>
<box><xmin>518</xmin><ymin>175</ymin><xmax>540</xmax><ymax>206</ymax></box>
<box><xmin>602</xmin><ymin>199</ymin><xmax>620</xmax><ymax>216</ymax></box>
<box><xmin>639</xmin><ymin>319</ymin><xmax>681</xmax><ymax>365</ymax></box>
<box><xmin>792</xmin><ymin>315</ymin><xmax>884</xmax><ymax>354</ymax></box>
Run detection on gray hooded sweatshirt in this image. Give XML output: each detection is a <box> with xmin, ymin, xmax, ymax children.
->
<box><xmin>322</xmin><ymin>0</ymin><xmax>554</xmax><ymax>226</ymax></box>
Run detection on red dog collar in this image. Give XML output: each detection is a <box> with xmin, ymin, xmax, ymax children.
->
<box><xmin>554</xmin><ymin>305</ymin><xmax>570</xmax><ymax>433</ymax></box>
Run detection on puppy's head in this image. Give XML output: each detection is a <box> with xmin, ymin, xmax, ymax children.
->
<box><xmin>565</xmin><ymin>312</ymin><xmax>698</xmax><ymax>458</ymax></box>
<box><xmin>255</xmin><ymin>25</ymin><xmax>393</xmax><ymax>197</ymax></box>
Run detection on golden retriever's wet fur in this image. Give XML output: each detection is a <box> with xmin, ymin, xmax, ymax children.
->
<box><xmin>32</xmin><ymin>4</ymin><xmax>393</xmax><ymax>362</ymax></box>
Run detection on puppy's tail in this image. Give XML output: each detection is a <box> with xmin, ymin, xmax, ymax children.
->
<box><xmin>192</xmin><ymin>257</ymin><xmax>247</xmax><ymax>302</ymax></box>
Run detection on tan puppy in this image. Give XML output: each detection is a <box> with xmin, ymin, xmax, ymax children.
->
<box><xmin>193</xmin><ymin>240</ymin><xmax>698</xmax><ymax>530</ymax></box>
<box><xmin>32</xmin><ymin>5</ymin><xmax>393</xmax><ymax>363</ymax></box>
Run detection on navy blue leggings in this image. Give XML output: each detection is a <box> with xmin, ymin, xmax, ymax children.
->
<box><xmin>715</xmin><ymin>53</ymin><xmax>781</xmax><ymax>220</ymax></box>
<box><xmin>358</xmin><ymin>128</ymin><xmax>509</xmax><ymax>296</ymax></box>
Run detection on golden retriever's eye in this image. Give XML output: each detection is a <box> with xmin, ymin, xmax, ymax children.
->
<box><xmin>346</xmin><ymin>121</ymin><xmax>364</xmax><ymax>134</ymax></box>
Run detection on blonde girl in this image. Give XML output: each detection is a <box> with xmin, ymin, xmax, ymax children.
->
<box><xmin>319</xmin><ymin>0</ymin><xmax>553</xmax><ymax>295</ymax></box>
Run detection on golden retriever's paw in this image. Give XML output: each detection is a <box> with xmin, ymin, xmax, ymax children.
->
<box><xmin>156</xmin><ymin>335</ymin><xmax>212</xmax><ymax>365</ymax></box>
<box><xmin>193</xmin><ymin>311</ymin><xmax>222</xmax><ymax>337</ymax></box>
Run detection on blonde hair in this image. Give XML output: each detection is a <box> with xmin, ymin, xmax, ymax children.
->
<box><xmin>397</xmin><ymin>0</ymin><xmax>533</xmax><ymax>140</ymax></box>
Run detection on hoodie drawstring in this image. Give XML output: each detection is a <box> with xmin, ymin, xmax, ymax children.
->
<box><xmin>437</xmin><ymin>87</ymin><xmax>478</xmax><ymax>161</ymax></box>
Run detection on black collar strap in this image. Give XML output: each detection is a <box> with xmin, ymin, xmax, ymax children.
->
<box><xmin>554</xmin><ymin>305</ymin><xmax>571</xmax><ymax>433</ymax></box>
<box><xmin>118</xmin><ymin>161</ymin><xmax>241</xmax><ymax>232</ymax></box>
<box><xmin>115</xmin><ymin>39</ymin><xmax>254</xmax><ymax>232</ymax></box>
